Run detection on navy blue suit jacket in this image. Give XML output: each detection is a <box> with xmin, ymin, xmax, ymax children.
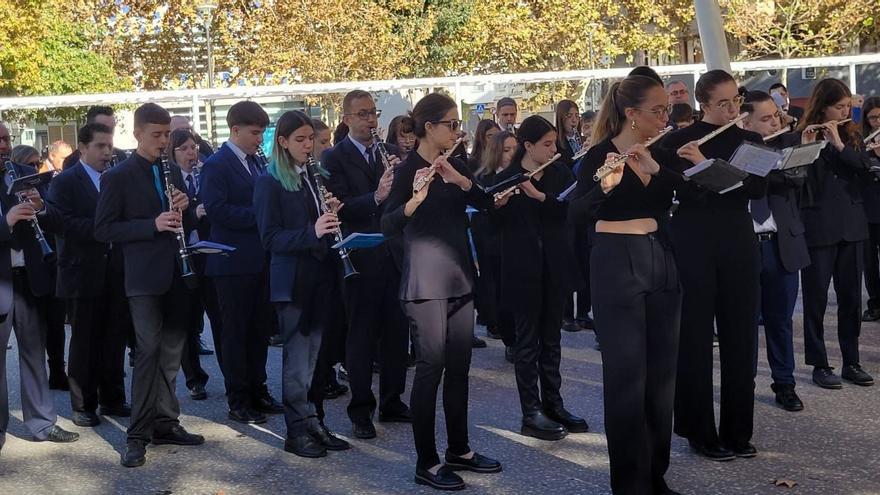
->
<box><xmin>200</xmin><ymin>142</ymin><xmax>266</xmax><ymax>276</ymax></box>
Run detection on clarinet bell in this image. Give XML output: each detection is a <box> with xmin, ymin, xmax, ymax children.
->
<box><xmin>341</xmin><ymin>252</ymin><xmax>359</xmax><ymax>279</ymax></box>
<box><xmin>38</xmin><ymin>238</ymin><xmax>55</xmax><ymax>262</ymax></box>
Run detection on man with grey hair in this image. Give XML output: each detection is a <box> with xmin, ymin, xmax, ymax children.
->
<box><xmin>666</xmin><ymin>80</ymin><xmax>690</xmax><ymax>105</ymax></box>
<box><xmin>45</xmin><ymin>140</ymin><xmax>72</xmax><ymax>174</ymax></box>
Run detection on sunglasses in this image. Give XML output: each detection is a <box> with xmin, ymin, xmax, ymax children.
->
<box><xmin>433</xmin><ymin>119</ymin><xmax>462</xmax><ymax>131</ymax></box>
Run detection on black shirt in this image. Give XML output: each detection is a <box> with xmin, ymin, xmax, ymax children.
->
<box><xmin>381</xmin><ymin>152</ymin><xmax>491</xmax><ymax>301</ymax></box>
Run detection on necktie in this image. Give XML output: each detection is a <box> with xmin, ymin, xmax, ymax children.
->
<box><xmin>366</xmin><ymin>146</ymin><xmax>379</xmax><ymax>176</ymax></box>
<box><xmin>151</xmin><ymin>165</ymin><xmax>168</xmax><ymax>210</ymax></box>
<box><xmin>246</xmin><ymin>154</ymin><xmax>260</xmax><ymax>176</ymax></box>
<box><xmin>185</xmin><ymin>175</ymin><xmax>196</xmax><ymax>199</ymax></box>
<box><xmin>750</xmin><ymin>197</ymin><xmax>771</xmax><ymax>224</ymax></box>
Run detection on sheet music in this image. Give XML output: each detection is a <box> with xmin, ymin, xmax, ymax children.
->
<box><xmin>728</xmin><ymin>142</ymin><xmax>782</xmax><ymax>177</ymax></box>
<box><xmin>778</xmin><ymin>141</ymin><xmax>827</xmax><ymax>170</ymax></box>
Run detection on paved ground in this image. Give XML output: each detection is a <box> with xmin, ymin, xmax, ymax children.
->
<box><xmin>1</xmin><ymin>296</ymin><xmax>879</xmax><ymax>495</ymax></box>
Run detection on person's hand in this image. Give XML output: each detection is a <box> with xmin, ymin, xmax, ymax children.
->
<box><xmin>171</xmin><ymin>188</ymin><xmax>189</xmax><ymax>211</ymax></box>
<box><xmin>324</xmin><ymin>192</ymin><xmax>342</xmax><ymax>214</ymax></box>
<box><xmin>155</xmin><ymin>211</ymin><xmax>182</xmax><ymax>233</ymax></box>
<box><xmin>433</xmin><ymin>156</ymin><xmax>469</xmax><ymax>190</ymax></box>
<box><xmin>411</xmin><ymin>168</ymin><xmax>433</xmax><ymax>203</ymax></box>
<box><xmin>493</xmin><ymin>191</ymin><xmax>511</xmax><ymax>208</ymax></box>
<box><xmin>677</xmin><ymin>141</ymin><xmax>707</xmax><ymax>165</ymax></box>
<box><xmin>195</xmin><ymin>204</ymin><xmax>207</xmax><ymax>219</ymax></box>
<box><xmin>387</xmin><ymin>155</ymin><xmax>401</xmax><ymax>169</ymax></box>
<box><xmin>823</xmin><ymin>122</ymin><xmax>844</xmax><ymax>151</ymax></box>
<box><xmin>625</xmin><ymin>144</ymin><xmax>660</xmax><ymax>175</ymax></box>
<box><xmin>315</xmin><ymin>212</ymin><xmax>341</xmax><ymax>238</ymax></box>
<box><xmin>801</xmin><ymin>124</ymin><xmax>824</xmax><ymax>144</ymax></box>
<box><xmin>6</xmin><ymin>202</ymin><xmax>36</xmax><ymax>228</ymax></box>
<box><xmin>22</xmin><ymin>188</ymin><xmax>43</xmax><ymax>211</ymax></box>
<box><xmin>375</xmin><ymin>167</ymin><xmax>394</xmax><ymax>204</ymax></box>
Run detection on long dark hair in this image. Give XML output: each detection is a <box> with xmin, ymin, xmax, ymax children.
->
<box><xmin>471</xmin><ymin>119</ymin><xmax>500</xmax><ymax>167</ymax></box>
<box><xmin>166</xmin><ymin>129</ymin><xmax>197</xmax><ymax>167</ymax></box>
<box><xmin>386</xmin><ymin>115</ymin><xmax>415</xmax><ymax>147</ymax></box>
<box><xmin>477</xmin><ymin>130</ymin><xmax>515</xmax><ymax>177</ymax></box>
<box><xmin>412</xmin><ymin>93</ymin><xmax>457</xmax><ymax>139</ymax></box>
<box><xmin>592</xmin><ymin>75</ymin><xmax>662</xmax><ymax>144</ymax></box>
<box><xmin>511</xmin><ymin>115</ymin><xmax>555</xmax><ymax>166</ymax></box>
<box><xmin>554</xmin><ymin>99</ymin><xmax>580</xmax><ymax>151</ymax></box>
<box><xmin>797</xmin><ymin>78</ymin><xmax>858</xmax><ymax>147</ymax></box>
<box><xmin>860</xmin><ymin>96</ymin><xmax>880</xmax><ymax>137</ymax></box>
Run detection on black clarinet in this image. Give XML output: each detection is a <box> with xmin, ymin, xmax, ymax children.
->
<box><xmin>254</xmin><ymin>147</ymin><xmax>269</xmax><ymax>171</ymax></box>
<box><xmin>159</xmin><ymin>152</ymin><xmax>196</xmax><ymax>284</ymax></box>
<box><xmin>370</xmin><ymin>128</ymin><xmax>393</xmax><ymax>171</ymax></box>
<box><xmin>2</xmin><ymin>156</ymin><xmax>54</xmax><ymax>260</ymax></box>
<box><xmin>305</xmin><ymin>154</ymin><xmax>358</xmax><ymax>279</ymax></box>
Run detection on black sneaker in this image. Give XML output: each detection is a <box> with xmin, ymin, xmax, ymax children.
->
<box><xmin>772</xmin><ymin>385</ymin><xmax>804</xmax><ymax>412</ymax></box>
<box><xmin>841</xmin><ymin>364</ymin><xmax>874</xmax><ymax>386</ymax></box>
<box><xmin>862</xmin><ymin>308</ymin><xmax>880</xmax><ymax>322</ymax></box>
<box><xmin>812</xmin><ymin>367</ymin><xmax>842</xmax><ymax>389</ymax></box>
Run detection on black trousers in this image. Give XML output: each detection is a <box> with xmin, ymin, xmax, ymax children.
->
<box><xmin>565</xmin><ymin>229</ymin><xmax>591</xmax><ymax>320</ymax></box>
<box><xmin>213</xmin><ymin>272</ymin><xmax>272</xmax><ymax>410</ymax></box>
<box><xmin>344</xmin><ymin>252</ymin><xmax>408</xmax><ymax>422</ymax></box>
<box><xmin>403</xmin><ymin>296</ymin><xmax>473</xmax><ymax>470</ymax></box>
<box><xmin>180</xmin><ymin>283</ymin><xmax>209</xmax><ymax>391</ymax></box>
<box><xmin>66</xmin><ymin>272</ymin><xmax>130</xmax><ymax>412</ymax></box>
<box><xmin>864</xmin><ymin>223</ymin><xmax>880</xmax><ymax>311</ymax></box>
<box><xmin>126</xmin><ymin>278</ymin><xmax>191</xmax><ymax>441</ymax></box>
<box><xmin>592</xmin><ymin>233</ymin><xmax>681</xmax><ymax>495</ymax></box>
<box><xmin>672</xmin><ymin>211</ymin><xmax>758</xmax><ymax>447</ymax></box>
<box><xmin>512</xmin><ymin>274</ymin><xmax>566</xmax><ymax>415</ymax></box>
<box><xmin>477</xmin><ymin>253</ymin><xmax>515</xmax><ymax>346</ymax></box>
<box><xmin>801</xmin><ymin>241</ymin><xmax>863</xmax><ymax>368</ymax></box>
<box><xmin>44</xmin><ymin>295</ymin><xmax>67</xmax><ymax>372</ymax></box>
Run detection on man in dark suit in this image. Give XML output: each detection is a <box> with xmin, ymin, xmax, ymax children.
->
<box><xmin>95</xmin><ymin>103</ymin><xmax>204</xmax><ymax>467</ymax></box>
<box><xmin>48</xmin><ymin>123</ymin><xmax>132</xmax><ymax>428</ymax></box>
<box><xmin>769</xmin><ymin>83</ymin><xmax>805</xmax><ymax>122</ymax></box>
<box><xmin>63</xmin><ymin>106</ymin><xmax>129</xmax><ymax>170</ymax></box>
<box><xmin>743</xmin><ymin>93</ymin><xmax>811</xmax><ymax>412</ymax></box>
<box><xmin>200</xmin><ymin>101</ymin><xmax>282</xmax><ymax>425</ymax></box>
<box><xmin>0</xmin><ymin>122</ymin><xmax>80</xmax><ymax>453</ymax></box>
<box><xmin>323</xmin><ymin>90</ymin><xmax>411</xmax><ymax>439</ymax></box>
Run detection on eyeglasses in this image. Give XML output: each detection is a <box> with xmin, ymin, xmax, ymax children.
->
<box><xmin>174</xmin><ymin>144</ymin><xmax>198</xmax><ymax>152</ymax></box>
<box><xmin>867</xmin><ymin>115</ymin><xmax>880</xmax><ymax>123</ymax></box>
<box><xmin>27</xmin><ymin>160</ymin><xmax>41</xmax><ymax>167</ymax></box>
<box><xmin>708</xmin><ymin>95</ymin><xmax>744</xmax><ymax>111</ymax></box>
<box><xmin>345</xmin><ymin>109</ymin><xmax>382</xmax><ymax>120</ymax></box>
<box><xmin>433</xmin><ymin>119</ymin><xmax>462</xmax><ymax>131</ymax></box>
<box><xmin>635</xmin><ymin>106</ymin><xmax>671</xmax><ymax>118</ymax></box>
<box><xmin>669</xmin><ymin>89</ymin><xmax>689</xmax><ymax>97</ymax></box>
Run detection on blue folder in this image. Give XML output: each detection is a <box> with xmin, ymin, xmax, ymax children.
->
<box><xmin>332</xmin><ymin>232</ymin><xmax>385</xmax><ymax>250</ymax></box>
<box><xmin>188</xmin><ymin>240</ymin><xmax>236</xmax><ymax>254</ymax></box>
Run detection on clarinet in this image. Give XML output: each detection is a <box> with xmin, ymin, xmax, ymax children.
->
<box><xmin>370</xmin><ymin>127</ymin><xmax>393</xmax><ymax>171</ymax></box>
<box><xmin>305</xmin><ymin>154</ymin><xmax>358</xmax><ymax>279</ymax></box>
<box><xmin>159</xmin><ymin>152</ymin><xmax>196</xmax><ymax>283</ymax></box>
<box><xmin>254</xmin><ymin>147</ymin><xmax>269</xmax><ymax>171</ymax></box>
<box><xmin>2</xmin><ymin>156</ymin><xmax>54</xmax><ymax>260</ymax></box>
<box><xmin>190</xmin><ymin>159</ymin><xmax>204</xmax><ymax>199</ymax></box>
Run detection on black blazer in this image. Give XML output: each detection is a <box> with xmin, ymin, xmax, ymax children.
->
<box><xmin>0</xmin><ymin>162</ymin><xmax>61</xmax><ymax>319</ymax></box>
<box><xmin>63</xmin><ymin>148</ymin><xmax>128</xmax><ymax>171</ymax></box>
<box><xmin>253</xmin><ymin>172</ymin><xmax>329</xmax><ymax>303</ymax></box>
<box><xmin>491</xmin><ymin>161</ymin><xmax>579</xmax><ymax>310</ymax></box>
<box><xmin>860</xmin><ymin>149</ymin><xmax>880</xmax><ymax>224</ymax></box>
<box><xmin>94</xmin><ymin>152</ymin><xmax>193</xmax><ymax>297</ymax></box>
<box><xmin>47</xmin><ymin>163</ymin><xmax>112</xmax><ymax>298</ymax></box>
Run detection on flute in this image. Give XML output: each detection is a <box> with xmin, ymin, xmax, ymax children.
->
<box><xmin>493</xmin><ymin>153</ymin><xmax>562</xmax><ymax>202</ymax></box>
<box><xmin>863</xmin><ymin>126</ymin><xmax>880</xmax><ymax>144</ymax></box>
<box><xmin>689</xmin><ymin>113</ymin><xmax>749</xmax><ymax>147</ymax></box>
<box><xmin>805</xmin><ymin>118</ymin><xmax>852</xmax><ymax>134</ymax></box>
<box><xmin>412</xmin><ymin>136</ymin><xmax>465</xmax><ymax>193</ymax></box>
<box><xmin>763</xmin><ymin>125</ymin><xmax>791</xmax><ymax>142</ymax></box>
<box><xmin>571</xmin><ymin>144</ymin><xmax>591</xmax><ymax>162</ymax></box>
<box><xmin>593</xmin><ymin>126</ymin><xmax>672</xmax><ymax>182</ymax></box>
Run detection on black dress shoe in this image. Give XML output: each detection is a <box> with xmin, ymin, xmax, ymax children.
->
<box><xmin>309</xmin><ymin>424</ymin><xmax>351</xmax><ymax>451</ymax></box>
<box><xmin>544</xmin><ymin>407</ymin><xmax>589</xmax><ymax>433</ymax></box>
<box><xmin>322</xmin><ymin>382</ymin><xmax>348</xmax><ymax>400</ymax></box>
<box><xmin>100</xmin><ymin>403</ymin><xmax>132</xmax><ymax>417</ymax></box>
<box><xmin>48</xmin><ymin>372</ymin><xmax>70</xmax><ymax>391</ymax></box>
<box><xmin>812</xmin><ymin>366</ymin><xmax>842</xmax><ymax>389</ymax></box>
<box><xmin>73</xmin><ymin>411</ymin><xmax>101</xmax><ymax>427</ymax></box>
<box><xmin>379</xmin><ymin>408</ymin><xmax>412</xmax><ymax>423</ymax></box>
<box><xmin>472</xmin><ymin>336</ymin><xmax>487</xmax><ymax>348</ymax></box>
<box><xmin>121</xmin><ymin>440</ymin><xmax>146</xmax><ymax>467</ymax></box>
<box><xmin>253</xmin><ymin>393</ymin><xmax>284</xmax><ymax>414</ymax></box>
<box><xmin>197</xmin><ymin>337</ymin><xmax>214</xmax><ymax>355</ymax></box>
<box><xmin>268</xmin><ymin>334</ymin><xmax>284</xmax><ymax>347</ymax></box>
<box><xmin>444</xmin><ymin>450</ymin><xmax>502</xmax><ymax>473</ymax></box>
<box><xmin>152</xmin><ymin>425</ymin><xmax>205</xmax><ymax>446</ymax></box>
<box><xmin>725</xmin><ymin>441</ymin><xmax>757</xmax><ymax>458</ymax></box>
<box><xmin>190</xmin><ymin>384</ymin><xmax>208</xmax><ymax>401</ymax></box>
<box><xmin>415</xmin><ymin>465</ymin><xmax>465</xmax><ymax>491</ymax></box>
<box><xmin>504</xmin><ymin>346</ymin><xmax>514</xmax><ymax>364</ymax></box>
<box><xmin>772</xmin><ymin>385</ymin><xmax>804</xmax><ymax>412</ymax></box>
<box><xmin>44</xmin><ymin>425</ymin><xmax>80</xmax><ymax>443</ymax></box>
<box><xmin>352</xmin><ymin>418</ymin><xmax>377</xmax><ymax>439</ymax></box>
<box><xmin>576</xmin><ymin>316</ymin><xmax>594</xmax><ymax>330</ymax></box>
<box><xmin>486</xmin><ymin>326</ymin><xmax>502</xmax><ymax>339</ymax></box>
<box><xmin>841</xmin><ymin>364</ymin><xmax>874</xmax><ymax>386</ymax></box>
<box><xmin>284</xmin><ymin>434</ymin><xmax>327</xmax><ymax>458</ymax></box>
<box><xmin>229</xmin><ymin>408</ymin><xmax>267</xmax><ymax>424</ymax></box>
<box><xmin>688</xmin><ymin>439</ymin><xmax>735</xmax><ymax>461</ymax></box>
<box><xmin>561</xmin><ymin>317</ymin><xmax>581</xmax><ymax>332</ymax></box>
<box><xmin>862</xmin><ymin>308</ymin><xmax>880</xmax><ymax>322</ymax></box>
<box><xmin>521</xmin><ymin>412</ymin><xmax>567</xmax><ymax>441</ymax></box>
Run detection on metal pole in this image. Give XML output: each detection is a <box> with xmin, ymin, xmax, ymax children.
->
<box><xmin>849</xmin><ymin>62</ymin><xmax>858</xmax><ymax>95</ymax></box>
<box><xmin>693</xmin><ymin>0</ymin><xmax>731</xmax><ymax>72</ymax></box>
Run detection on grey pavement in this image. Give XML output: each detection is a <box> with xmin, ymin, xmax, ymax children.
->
<box><xmin>0</xmin><ymin>298</ymin><xmax>879</xmax><ymax>495</ymax></box>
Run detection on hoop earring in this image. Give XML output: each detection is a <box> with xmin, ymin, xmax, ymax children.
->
<box><xmin>631</xmin><ymin>120</ymin><xmax>638</xmax><ymax>130</ymax></box>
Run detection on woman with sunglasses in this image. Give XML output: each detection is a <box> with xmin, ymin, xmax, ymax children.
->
<box><xmin>660</xmin><ymin>69</ymin><xmax>767</xmax><ymax>462</ymax></box>
<box><xmin>381</xmin><ymin>93</ymin><xmax>500</xmax><ymax>491</ymax></box>
<box><xmin>493</xmin><ymin>115</ymin><xmax>587</xmax><ymax>442</ymax></box>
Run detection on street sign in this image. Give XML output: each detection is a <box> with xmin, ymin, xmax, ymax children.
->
<box><xmin>475</xmin><ymin>103</ymin><xmax>485</xmax><ymax>117</ymax></box>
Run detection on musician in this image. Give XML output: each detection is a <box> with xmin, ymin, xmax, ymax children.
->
<box><xmin>492</xmin><ymin>115</ymin><xmax>587</xmax><ymax>441</ymax></box>
<box><xmin>660</xmin><ymin>69</ymin><xmax>766</xmax><ymax>461</ymax></box>
<box><xmin>44</xmin><ymin>141</ymin><xmax>72</xmax><ymax>175</ymax></box>
<box><xmin>495</xmin><ymin>97</ymin><xmax>518</xmax><ymax>133</ymax></box>
<box><xmin>666</xmin><ymin>80</ymin><xmax>690</xmax><ymax>106</ymax></box>
<box><xmin>797</xmin><ymin>79</ymin><xmax>873</xmax><ymax>388</ymax></box>
<box><xmin>167</xmin><ymin>129</ymin><xmax>221</xmax><ymax>401</ymax></box>
<box><xmin>253</xmin><ymin>110</ymin><xmax>350</xmax><ymax>458</ymax></box>
<box><xmin>741</xmin><ymin>91</ymin><xmax>810</xmax><ymax>412</ymax></box>
<box><xmin>170</xmin><ymin>115</ymin><xmax>215</xmax><ymax>158</ymax></box>
<box><xmin>63</xmin><ymin>106</ymin><xmax>129</xmax><ymax>170</ymax></box>
<box><xmin>670</xmin><ymin>103</ymin><xmax>695</xmax><ymax>129</ymax></box>
<box><xmin>382</xmin><ymin>93</ymin><xmax>500</xmax><ymax>491</ymax></box>
<box><xmin>569</xmin><ymin>74</ymin><xmax>682</xmax><ymax>495</ymax></box>
<box><xmin>769</xmin><ymin>83</ymin><xmax>805</xmax><ymax>121</ymax></box>
<box><xmin>95</xmin><ymin>103</ymin><xmax>204</xmax><ymax>467</ymax></box>
<box><xmin>0</xmin><ymin>122</ymin><xmax>80</xmax><ymax>451</ymax></box>
<box><xmin>860</xmin><ymin>97</ymin><xmax>880</xmax><ymax>322</ymax></box>
<box><xmin>11</xmin><ymin>145</ymin><xmax>69</xmax><ymax>390</ymax></box>
<box><xmin>323</xmin><ymin>90</ymin><xmax>410</xmax><ymax>440</ymax></box>
<box><xmin>555</xmin><ymin>99</ymin><xmax>582</xmax><ymax>165</ymax></box>
<box><xmin>467</xmin><ymin>120</ymin><xmax>500</xmax><ymax>173</ymax></box>
<box><xmin>200</xmin><ymin>101</ymin><xmax>283</xmax><ymax>425</ymax></box>
<box><xmin>580</xmin><ymin>111</ymin><xmax>596</xmax><ymax>151</ymax></box>
<box><xmin>387</xmin><ymin>115</ymin><xmax>417</xmax><ymax>162</ymax></box>
<box><xmin>48</xmin><ymin>123</ymin><xmax>132</xmax><ymax>427</ymax></box>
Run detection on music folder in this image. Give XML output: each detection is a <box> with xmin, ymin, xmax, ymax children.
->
<box><xmin>683</xmin><ymin>159</ymin><xmax>749</xmax><ymax>194</ymax></box>
<box><xmin>6</xmin><ymin>171</ymin><xmax>54</xmax><ymax>195</ymax></box>
<box><xmin>332</xmin><ymin>232</ymin><xmax>385</xmax><ymax>250</ymax></box>
<box><xmin>188</xmin><ymin>240</ymin><xmax>236</xmax><ymax>255</ymax></box>
<box><xmin>483</xmin><ymin>173</ymin><xmax>528</xmax><ymax>195</ymax></box>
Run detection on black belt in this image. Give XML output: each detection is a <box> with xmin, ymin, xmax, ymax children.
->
<box><xmin>756</xmin><ymin>232</ymin><xmax>777</xmax><ymax>242</ymax></box>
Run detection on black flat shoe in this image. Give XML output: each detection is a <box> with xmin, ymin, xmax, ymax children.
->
<box><xmin>197</xmin><ymin>337</ymin><xmax>214</xmax><ymax>355</ymax></box>
<box><xmin>521</xmin><ymin>412</ymin><xmax>567</xmax><ymax>441</ymax></box>
<box><xmin>73</xmin><ymin>411</ymin><xmax>101</xmax><ymax>427</ymax></box>
<box><xmin>48</xmin><ymin>373</ymin><xmax>70</xmax><ymax>391</ymax></box>
<box><xmin>772</xmin><ymin>385</ymin><xmax>804</xmax><ymax>412</ymax></box>
<box><xmin>190</xmin><ymin>385</ymin><xmax>208</xmax><ymax>401</ymax></box>
<box><xmin>688</xmin><ymin>439</ymin><xmax>735</xmax><ymax>461</ymax></box>
<box><xmin>253</xmin><ymin>393</ymin><xmax>284</xmax><ymax>414</ymax></box>
<box><xmin>812</xmin><ymin>367</ymin><xmax>842</xmax><ymax>389</ymax></box>
<box><xmin>841</xmin><ymin>364</ymin><xmax>874</xmax><ymax>386</ymax></box>
<box><xmin>100</xmin><ymin>403</ymin><xmax>132</xmax><ymax>417</ymax></box>
<box><xmin>378</xmin><ymin>408</ymin><xmax>412</xmax><ymax>423</ymax></box>
<box><xmin>121</xmin><ymin>440</ymin><xmax>146</xmax><ymax>467</ymax></box>
<box><xmin>444</xmin><ymin>450</ymin><xmax>502</xmax><ymax>473</ymax></box>
<box><xmin>576</xmin><ymin>316</ymin><xmax>594</xmax><ymax>330</ymax></box>
<box><xmin>725</xmin><ymin>441</ymin><xmax>758</xmax><ymax>458</ymax></box>
<box><xmin>268</xmin><ymin>334</ymin><xmax>284</xmax><ymax>347</ymax></box>
<box><xmin>486</xmin><ymin>326</ymin><xmax>502</xmax><ymax>339</ymax></box>
<box><xmin>284</xmin><ymin>434</ymin><xmax>327</xmax><ymax>458</ymax></box>
<box><xmin>862</xmin><ymin>308</ymin><xmax>880</xmax><ymax>322</ymax></box>
<box><xmin>322</xmin><ymin>382</ymin><xmax>348</xmax><ymax>400</ymax></box>
<box><xmin>229</xmin><ymin>408</ymin><xmax>267</xmax><ymax>425</ymax></box>
<box><xmin>415</xmin><ymin>465</ymin><xmax>465</xmax><ymax>491</ymax></box>
<box><xmin>504</xmin><ymin>346</ymin><xmax>514</xmax><ymax>364</ymax></box>
<box><xmin>561</xmin><ymin>318</ymin><xmax>581</xmax><ymax>333</ymax></box>
<box><xmin>309</xmin><ymin>424</ymin><xmax>350</xmax><ymax>451</ymax></box>
<box><xmin>44</xmin><ymin>425</ymin><xmax>80</xmax><ymax>443</ymax></box>
<box><xmin>471</xmin><ymin>336</ymin><xmax>487</xmax><ymax>348</ymax></box>
<box><xmin>544</xmin><ymin>407</ymin><xmax>589</xmax><ymax>433</ymax></box>
<box><xmin>352</xmin><ymin>418</ymin><xmax>377</xmax><ymax>439</ymax></box>
<box><xmin>152</xmin><ymin>425</ymin><xmax>204</xmax><ymax>446</ymax></box>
